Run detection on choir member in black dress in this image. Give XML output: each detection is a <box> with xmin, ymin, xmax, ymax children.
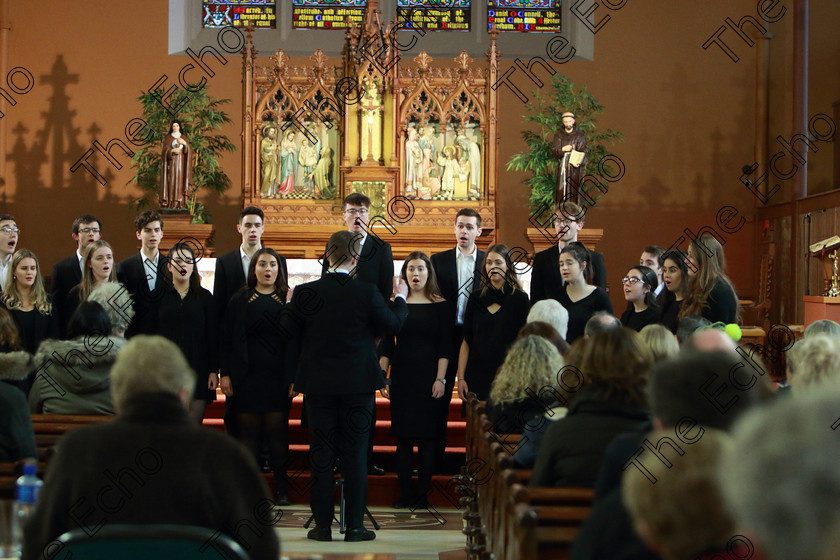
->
<box><xmin>553</xmin><ymin>242</ymin><xmax>613</xmax><ymax>343</ymax></box>
<box><xmin>457</xmin><ymin>244</ymin><xmax>530</xmax><ymax>401</ymax></box>
<box><xmin>0</xmin><ymin>250</ymin><xmax>59</xmax><ymax>394</ymax></box>
<box><xmin>380</xmin><ymin>251</ymin><xmax>452</xmax><ymax>509</ymax></box>
<box><xmin>155</xmin><ymin>242</ymin><xmax>218</xmax><ymax>423</ymax></box>
<box><xmin>62</xmin><ymin>240</ymin><xmax>116</xmax><ymax>337</ymax></box>
<box><xmin>619</xmin><ymin>266</ymin><xmax>660</xmax><ymax>332</ymax></box>
<box><xmin>683</xmin><ymin>234</ymin><xmax>739</xmax><ymax>324</ymax></box>
<box><xmin>221</xmin><ymin>248</ymin><xmax>294</xmax><ymax>506</ymax></box>
<box><xmin>658</xmin><ymin>250</ymin><xmax>689</xmax><ymax>334</ymax></box>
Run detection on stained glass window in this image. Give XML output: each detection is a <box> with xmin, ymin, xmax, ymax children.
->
<box><xmin>202</xmin><ymin>1</ymin><xmax>276</xmax><ymax>29</ymax></box>
<box><xmin>292</xmin><ymin>0</ymin><xmax>366</xmax><ymax>29</ymax></box>
<box><xmin>487</xmin><ymin>0</ymin><xmax>561</xmax><ymax>32</ymax></box>
<box><xmin>397</xmin><ymin>0</ymin><xmax>471</xmax><ymax>32</ymax></box>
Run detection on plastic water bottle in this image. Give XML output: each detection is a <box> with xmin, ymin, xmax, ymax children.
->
<box><xmin>11</xmin><ymin>463</ymin><xmax>42</xmax><ymax>557</ymax></box>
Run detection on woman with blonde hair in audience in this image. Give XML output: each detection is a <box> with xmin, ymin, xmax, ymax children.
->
<box><xmin>531</xmin><ymin>328</ymin><xmax>651</xmax><ymax>487</ymax></box>
<box><xmin>785</xmin><ymin>334</ymin><xmax>840</xmax><ymax>393</ymax></box>
<box><xmin>457</xmin><ymin>243</ymin><xmax>530</xmax><ymax>401</ymax></box>
<box><xmin>639</xmin><ymin>324</ymin><xmax>679</xmax><ymax>362</ymax></box>
<box><xmin>1</xmin><ymin>249</ymin><xmax>58</xmax><ymax>393</ymax></box>
<box><xmin>658</xmin><ymin>249</ymin><xmax>690</xmax><ymax>334</ymax></box>
<box><xmin>682</xmin><ymin>234</ymin><xmax>739</xmax><ymax>324</ymax></box>
<box><xmin>61</xmin><ymin>240</ymin><xmax>116</xmax><ymax>337</ymax></box>
<box><xmin>486</xmin><ymin>335</ymin><xmax>566</xmax><ymax>435</ymax></box>
<box><xmin>380</xmin><ymin>251</ymin><xmax>451</xmax><ymax>509</ymax></box>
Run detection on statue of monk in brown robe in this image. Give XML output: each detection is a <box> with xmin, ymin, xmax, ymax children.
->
<box><xmin>551</xmin><ymin>112</ymin><xmax>587</xmax><ymax>206</ymax></box>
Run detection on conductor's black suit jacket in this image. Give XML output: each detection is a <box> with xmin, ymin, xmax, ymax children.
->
<box><xmin>321</xmin><ymin>234</ymin><xmax>394</xmax><ymax>302</ymax></box>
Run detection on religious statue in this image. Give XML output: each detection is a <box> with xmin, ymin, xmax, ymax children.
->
<box><xmin>160</xmin><ymin>120</ymin><xmax>192</xmax><ymax>209</ymax></box>
<box><xmin>360</xmin><ymin>80</ymin><xmax>384</xmax><ymax>162</ymax></box>
<box><xmin>298</xmin><ymin>127</ymin><xmax>320</xmax><ymax>193</ymax></box>
<box><xmin>404</xmin><ymin>126</ymin><xmax>423</xmax><ymax>195</ymax></box>
<box><xmin>313</xmin><ymin>142</ymin><xmax>334</xmax><ymax>199</ymax></box>
<box><xmin>457</xmin><ymin>131</ymin><xmax>481</xmax><ymax>197</ymax></box>
<box><xmin>260</xmin><ymin>124</ymin><xmax>280</xmax><ymax>197</ymax></box>
<box><xmin>551</xmin><ymin>111</ymin><xmax>587</xmax><ymax>205</ymax></box>
<box><xmin>277</xmin><ymin>130</ymin><xmax>297</xmax><ymax>196</ymax></box>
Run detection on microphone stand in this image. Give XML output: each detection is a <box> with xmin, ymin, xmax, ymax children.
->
<box><xmin>805</xmin><ymin>212</ymin><xmax>812</xmax><ymax>296</ymax></box>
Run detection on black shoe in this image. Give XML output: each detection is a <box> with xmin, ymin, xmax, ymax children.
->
<box><xmin>393</xmin><ymin>499</ymin><xmax>410</xmax><ymax>509</ymax></box>
<box><xmin>307</xmin><ymin>527</ymin><xmax>332</xmax><ymax>542</ymax></box>
<box><xmin>368</xmin><ymin>465</ymin><xmax>386</xmax><ymax>476</ymax></box>
<box><xmin>411</xmin><ymin>468</ymin><xmax>420</xmax><ymax>477</ymax></box>
<box><xmin>344</xmin><ymin>528</ymin><xmax>376</xmax><ymax>542</ymax></box>
<box><xmin>274</xmin><ymin>492</ymin><xmax>292</xmax><ymax>506</ymax></box>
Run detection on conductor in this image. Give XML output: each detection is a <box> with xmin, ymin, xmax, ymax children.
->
<box><xmin>288</xmin><ymin>230</ymin><xmax>408</xmax><ymax>542</ymax></box>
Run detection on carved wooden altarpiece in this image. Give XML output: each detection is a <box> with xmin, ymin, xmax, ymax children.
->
<box><xmin>239</xmin><ymin>1</ymin><xmax>500</xmax><ymax>259</ymax></box>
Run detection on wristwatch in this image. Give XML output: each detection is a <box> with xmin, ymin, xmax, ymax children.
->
<box><xmin>435</xmin><ymin>378</ymin><xmax>446</xmax><ymax>385</ymax></box>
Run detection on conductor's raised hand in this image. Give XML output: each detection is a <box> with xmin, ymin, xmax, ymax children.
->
<box><xmin>394</xmin><ymin>276</ymin><xmax>409</xmax><ymax>299</ymax></box>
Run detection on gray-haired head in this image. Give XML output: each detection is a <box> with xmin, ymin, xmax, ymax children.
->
<box><xmin>804</xmin><ymin>319</ymin><xmax>840</xmax><ymax>339</ymax></box>
<box><xmin>527</xmin><ymin>299</ymin><xmax>569</xmax><ymax>339</ymax></box>
<box><xmin>584</xmin><ymin>311</ymin><xmax>620</xmax><ymax>337</ymax></box>
<box><xmin>87</xmin><ymin>281</ymin><xmax>135</xmax><ymax>336</ymax></box>
<box><xmin>720</xmin><ymin>385</ymin><xmax>840</xmax><ymax>560</ymax></box>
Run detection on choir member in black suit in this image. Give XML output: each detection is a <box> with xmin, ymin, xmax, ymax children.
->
<box><xmin>619</xmin><ymin>266</ymin><xmax>660</xmax><ymax>332</ymax></box>
<box><xmin>116</xmin><ymin>211</ymin><xmax>167</xmax><ymax>337</ymax></box>
<box><xmin>321</xmin><ymin>193</ymin><xmax>394</xmax><ymax>302</ymax></box>
<box><xmin>554</xmin><ymin>242</ymin><xmax>613</xmax><ymax>343</ymax></box>
<box><xmin>62</xmin><ymin>240</ymin><xmax>115</xmax><ymax>337</ymax></box>
<box><xmin>221</xmin><ymin>248</ymin><xmax>294</xmax><ymax>506</ymax></box>
<box><xmin>639</xmin><ymin>245</ymin><xmax>665</xmax><ymax>297</ymax></box>
<box><xmin>156</xmin><ymin>242</ymin><xmax>218</xmax><ymax>424</ymax></box>
<box><xmin>683</xmin><ymin>234</ymin><xmax>739</xmax><ymax>325</ymax></box>
<box><xmin>0</xmin><ymin>249</ymin><xmax>59</xmax><ymax>394</ymax></box>
<box><xmin>430</xmin><ymin>208</ymin><xmax>484</xmax><ymax>468</ymax></box>
<box><xmin>50</xmin><ymin>214</ymin><xmax>101</xmax><ymax>336</ymax></box>
<box><xmin>321</xmin><ymin>192</ymin><xmax>394</xmax><ymax>475</ymax></box>
<box><xmin>456</xmin><ymin>244</ymin><xmax>530</xmax><ymax>402</ymax></box>
<box><xmin>530</xmin><ymin>201</ymin><xmax>606</xmax><ymax>302</ymax></box>
<box><xmin>213</xmin><ymin>206</ymin><xmax>286</xmax><ymax>437</ymax></box>
<box><xmin>288</xmin><ymin>230</ymin><xmax>408</xmax><ymax>542</ymax></box>
<box><xmin>658</xmin><ymin>250</ymin><xmax>689</xmax><ymax>334</ymax></box>
<box><xmin>380</xmin><ymin>251</ymin><xmax>452</xmax><ymax>509</ymax></box>
<box><xmin>0</xmin><ymin>215</ymin><xmax>19</xmax><ymax>294</ymax></box>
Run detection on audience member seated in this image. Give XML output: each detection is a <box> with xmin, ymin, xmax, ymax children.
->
<box><xmin>530</xmin><ymin>328</ymin><xmax>650</xmax><ymax>487</ymax></box>
<box><xmin>804</xmin><ymin>318</ymin><xmax>840</xmax><ymax>338</ymax></box>
<box><xmin>720</xmin><ymin>385</ymin><xmax>840</xmax><ymax>560</ymax></box>
<box><xmin>0</xmin><ymin>307</ymin><xmax>33</xmax><ymax>389</ymax></box>
<box><xmin>22</xmin><ymin>336</ymin><xmax>280</xmax><ymax>560</ymax></box>
<box><xmin>619</xmin><ymin>266</ymin><xmax>660</xmax><ymax>332</ymax></box>
<box><xmin>570</xmin><ymin>351</ymin><xmax>770</xmax><ymax>560</ymax></box>
<box><xmin>785</xmin><ymin>334</ymin><xmax>840</xmax><ymax>393</ymax></box>
<box><xmin>623</xmin><ymin>429</ymin><xmax>743</xmax><ymax>560</ymax></box>
<box><xmin>638</xmin><ymin>324</ymin><xmax>679</xmax><ymax>362</ymax></box>
<box><xmin>675</xmin><ymin>315</ymin><xmax>711</xmax><ymax>343</ymax></box>
<box><xmin>87</xmin><ymin>281</ymin><xmax>134</xmax><ymax>337</ymax></box>
<box><xmin>486</xmin><ymin>335</ymin><xmax>565</xmax><ymax>435</ymax></box>
<box><xmin>527</xmin><ymin>299</ymin><xmax>569</xmax><ymax>340</ymax></box>
<box><xmin>584</xmin><ymin>310</ymin><xmax>621</xmax><ymax>338</ymax></box>
<box><xmin>29</xmin><ymin>301</ymin><xmax>123</xmax><ymax>415</ymax></box>
<box><xmin>0</xmin><ymin>381</ymin><xmax>37</xmax><ymax>461</ymax></box>
<box><xmin>681</xmin><ymin>326</ymin><xmax>737</xmax><ymax>353</ymax></box>
<box><xmin>517</xmin><ymin>321</ymin><xmax>569</xmax><ymax>355</ymax></box>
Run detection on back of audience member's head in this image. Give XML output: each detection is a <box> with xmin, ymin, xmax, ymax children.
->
<box><xmin>584</xmin><ymin>310</ymin><xmax>621</xmax><ymax>337</ymax></box>
<box><xmin>786</xmin><ymin>334</ymin><xmax>840</xmax><ymax>392</ymax></box>
<box><xmin>527</xmin><ymin>299</ymin><xmax>569</xmax><ymax>339</ymax></box>
<box><xmin>110</xmin><ymin>336</ymin><xmax>195</xmax><ymax>412</ymax></box>
<box><xmin>579</xmin><ymin>328</ymin><xmax>652</xmax><ymax>404</ymax></box>
<box><xmin>676</xmin><ymin>315</ymin><xmax>711</xmax><ymax>343</ymax></box>
<box><xmin>648</xmin><ymin>351</ymin><xmax>769</xmax><ymax>430</ymax></box>
<box><xmin>489</xmin><ymin>335</ymin><xmax>564</xmax><ymax>405</ymax></box>
<box><xmin>88</xmin><ymin>282</ymin><xmax>134</xmax><ymax>337</ymax></box>
<box><xmin>721</xmin><ymin>385</ymin><xmax>840</xmax><ymax>560</ymax></box>
<box><xmin>682</xmin><ymin>326</ymin><xmax>737</xmax><ymax>353</ymax></box>
<box><xmin>0</xmin><ymin>307</ymin><xmax>22</xmax><ymax>350</ymax></box>
<box><xmin>67</xmin><ymin>301</ymin><xmax>112</xmax><ymax>341</ymax></box>
<box><xmin>638</xmin><ymin>324</ymin><xmax>679</xmax><ymax>362</ymax></box>
<box><xmin>517</xmin><ymin>321</ymin><xmax>569</xmax><ymax>356</ymax></box>
<box><xmin>804</xmin><ymin>319</ymin><xmax>840</xmax><ymax>339</ymax></box>
<box><xmin>624</xmin><ymin>429</ymin><xmax>735</xmax><ymax>560</ymax></box>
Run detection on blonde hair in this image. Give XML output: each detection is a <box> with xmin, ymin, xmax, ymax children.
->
<box><xmin>2</xmin><ymin>249</ymin><xmax>52</xmax><ymax>314</ymax></box>
<box><xmin>489</xmin><ymin>335</ymin><xmax>564</xmax><ymax>403</ymax></box>
<box><xmin>110</xmin><ymin>335</ymin><xmax>195</xmax><ymax>410</ymax></box>
<box><xmin>623</xmin><ymin>429</ymin><xmax>735</xmax><ymax>559</ymax></box>
<box><xmin>786</xmin><ymin>334</ymin><xmax>840</xmax><ymax>391</ymax></box>
<box><xmin>638</xmin><ymin>324</ymin><xmax>679</xmax><ymax>362</ymax></box>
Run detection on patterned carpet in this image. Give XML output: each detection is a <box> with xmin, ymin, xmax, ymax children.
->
<box><xmin>275</xmin><ymin>506</ymin><xmax>462</xmax><ymax>531</ymax></box>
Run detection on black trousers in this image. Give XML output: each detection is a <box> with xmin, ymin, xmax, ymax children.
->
<box><xmin>306</xmin><ymin>392</ymin><xmax>374</xmax><ymax>529</ymax></box>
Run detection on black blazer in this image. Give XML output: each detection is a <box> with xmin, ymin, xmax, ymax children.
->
<box><xmin>530</xmin><ymin>245</ymin><xmax>607</xmax><ymax>302</ymax></box>
<box><xmin>213</xmin><ymin>247</ymin><xmax>288</xmax><ymax>315</ymax></box>
<box><xmin>50</xmin><ymin>254</ymin><xmax>82</xmax><ymax>335</ymax></box>
<box><xmin>430</xmin><ymin>247</ymin><xmax>486</xmax><ymax>323</ymax></box>
<box><xmin>321</xmin><ymin>235</ymin><xmax>394</xmax><ymax>301</ymax></box>
<box><xmin>116</xmin><ymin>252</ymin><xmax>168</xmax><ymax>337</ymax></box>
<box><xmin>285</xmin><ymin>272</ymin><xmax>407</xmax><ymax>396</ymax></box>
